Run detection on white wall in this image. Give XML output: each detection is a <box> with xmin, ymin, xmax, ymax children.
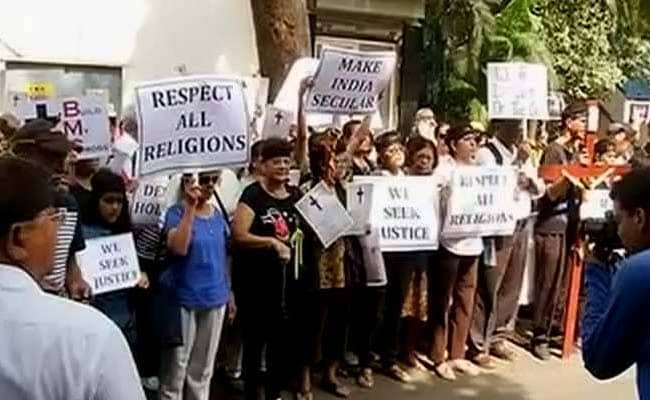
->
<box><xmin>0</xmin><ymin>0</ymin><xmax>259</xmax><ymax>107</ymax></box>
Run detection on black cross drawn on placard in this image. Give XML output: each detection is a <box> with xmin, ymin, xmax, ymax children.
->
<box><xmin>274</xmin><ymin>111</ymin><xmax>284</xmax><ymax>125</ymax></box>
<box><xmin>356</xmin><ymin>187</ymin><xmax>365</xmax><ymax>204</ymax></box>
<box><xmin>309</xmin><ymin>195</ymin><xmax>322</xmax><ymax>211</ymax></box>
<box><xmin>27</xmin><ymin>103</ymin><xmax>60</xmax><ymax>124</ymax></box>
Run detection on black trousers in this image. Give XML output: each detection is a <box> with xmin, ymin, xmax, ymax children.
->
<box><xmin>134</xmin><ymin>258</ymin><xmax>161</xmax><ymax>378</ymax></box>
<box><xmin>532</xmin><ymin>232</ymin><xmax>567</xmax><ymax>341</ymax></box>
<box><xmin>377</xmin><ymin>255</ymin><xmax>413</xmax><ymax>367</ymax></box>
<box><xmin>238</xmin><ymin>264</ymin><xmax>294</xmax><ymax>400</ymax></box>
<box><xmin>349</xmin><ymin>286</ymin><xmax>386</xmax><ymax>368</ymax></box>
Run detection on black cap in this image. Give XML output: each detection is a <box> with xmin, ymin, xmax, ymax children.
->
<box><xmin>0</xmin><ymin>156</ymin><xmax>54</xmax><ymax>236</ymax></box>
<box><xmin>10</xmin><ymin>119</ymin><xmax>77</xmax><ymax>156</ymax></box>
<box><xmin>261</xmin><ymin>138</ymin><xmax>294</xmax><ymax>161</ymax></box>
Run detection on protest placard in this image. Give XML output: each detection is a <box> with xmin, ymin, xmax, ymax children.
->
<box><xmin>295</xmin><ymin>181</ymin><xmax>354</xmax><ymax>248</ymax></box>
<box><xmin>306</xmin><ymin>47</ymin><xmax>397</xmax><ymax>115</ymax></box>
<box><xmin>131</xmin><ymin>175</ymin><xmax>170</xmax><ymax>225</ymax></box>
<box><xmin>487</xmin><ymin>62</ymin><xmax>548</xmax><ymax>120</ymax></box>
<box><xmin>134</xmin><ymin>76</ymin><xmax>250</xmax><ymax>176</ymax></box>
<box><xmin>261</xmin><ymin>105</ymin><xmax>295</xmax><ymax>139</ymax></box>
<box><xmin>441</xmin><ymin>166</ymin><xmax>517</xmax><ymax>238</ymax></box>
<box><xmin>354</xmin><ymin>176</ymin><xmax>439</xmax><ymax>252</ymax></box>
<box><xmin>76</xmin><ymin>233</ymin><xmax>141</xmax><ymax>295</ymax></box>
<box><xmin>14</xmin><ymin>96</ymin><xmax>112</xmax><ymax>159</ymax></box>
<box><xmin>580</xmin><ymin>189</ymin><xmax>614</xmax><ymax>220</ymax></box>
<box><xmin>345</xmin><ymin>181</ymin><xmax>374</xmax><ymax>236</ymax></box>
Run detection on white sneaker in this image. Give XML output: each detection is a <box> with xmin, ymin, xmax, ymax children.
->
<box><xmin>141</xmin><ymin>376</ymin><xmax>160</xmax><ymax>391</ymax></box>
<box><xmin>449</xmin><ymin>359</ymin><xmax>480</xmax><ymax>376</ymax></box>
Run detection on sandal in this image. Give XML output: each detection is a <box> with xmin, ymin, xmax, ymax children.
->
<box><xmin>294</xmin><ymin>391</ymin><xmax>314</xmax><ymax>400</ymax></box>
<box><xmin>385</xmin><ymin>364</ymin><xmax>412</xmax><ymax>383</ymax></box>
<box><xmin>357</xmin><ymin>368</ymin><xmax>374</xmax><ymax>389</ymax></box>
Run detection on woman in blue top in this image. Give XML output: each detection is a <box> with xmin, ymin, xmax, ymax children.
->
<box><xmin>159</xmin><ymin>170</ymin><xmax>233</xmax><ymax>400</ymax></box>
<box><xmin>81</xmin><ymin>169</ymin><xmax>148</xmax><ymax>345</ymax></box>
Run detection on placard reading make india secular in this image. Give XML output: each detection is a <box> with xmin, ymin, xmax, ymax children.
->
<box><xmin>135</xmin><ymin>76</ymin><xmax>250</xmax><ymax>176</ymax></box>
<box><xmin>76</xmin><ymin>233</ymin><xmax>141</xmax><ymax>295</ymax></box>
<box><xmin>354</xmin><ymin>176</ymin><xmax>439</xmax><ymax>252</ymax></box>
<box><xmin>442</xmin><ymin>166</ymin><xmax>517</xmax><ymax>238</ymax></box>
<box><xmin>306</xmin><ymin>47</ymin><xmax>397</xmax><ymax>115</ymax></box>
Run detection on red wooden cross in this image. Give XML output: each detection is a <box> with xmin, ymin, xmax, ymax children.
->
<box><xmin>538</xmin><ymin>101</ymin><xmax>629</xmax><ymax>359</ymax></box>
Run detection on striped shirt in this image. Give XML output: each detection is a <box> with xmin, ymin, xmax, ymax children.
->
<box><xmin>133</xmin><ymin>224</ymin><xmax>163</xmax><ymax>261</ymax></box>
<box><xmin>42</xmin><ymin>191</ymin><xmax>85</xmax><ymax>293</ymax></box>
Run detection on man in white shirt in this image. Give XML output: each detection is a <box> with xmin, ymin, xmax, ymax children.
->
<box><xmin>0</xmin><ymin>156</ymin><xmax>145</xmax><ymax>400</ymax></box>
<box><xmin>469</xmin><ymin>119</ymin><xmax>544</xmax><ymax>367</ymax></box>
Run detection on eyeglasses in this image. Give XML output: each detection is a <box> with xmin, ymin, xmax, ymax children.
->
<box><xmin>13</xmin><ymin>208</ymin><xmax>65</xmax><ymax>230</ymax></box>
<box><xmin>198</xmin><ymin>175</ymin><xmax>220</xmax><ymax>186</ymax></box>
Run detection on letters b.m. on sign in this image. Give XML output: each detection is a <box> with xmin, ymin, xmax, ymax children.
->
<box><xmin>353</xmin><ymin>176</ymin><xmax>439</xmax><ymax>252</ymax></box>
<box><xmin>135</xmin><ymin>76</ymin><xmax>250</xmax><ymax>177</ymax></box>
<box><xmin>306</xmin><ymin>47</ymin><xmax>397</xmax><ymax>115</ymax></box>
<box><xmin>76</xmin><ymin>233</ymin><xmax>141</xmax><ymax>295</ymax></box>
<box><xmin>14</xmin><ymin>96</ymin><xmax>111</xmax><ymax>160</ymax></box>
<box><xmin>442</xmin><ymin>166</ymin><xmax>517</xmax><ymax>238</ymax></box>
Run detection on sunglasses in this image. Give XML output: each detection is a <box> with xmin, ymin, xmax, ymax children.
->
<box><xmin>198</xmin><ymin>175</ymin><xmax>220</xmax><ymax>186</ymax></box>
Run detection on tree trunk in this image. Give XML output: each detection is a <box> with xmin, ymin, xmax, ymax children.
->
<box><xmin>250</xmin><ymin>0</ymin><xmax>311</xmax><ymax>102</ymax></box>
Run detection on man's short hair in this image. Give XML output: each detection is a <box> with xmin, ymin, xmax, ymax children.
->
<box><xmin>0</xmin><ymin>156</ymin><xmax>54</xmax><ymax>237</ymax></box>
<box><xmin>561</xmin><ymin>101</ymin><xmax>588</xmax><ymax>129</ymax></box>
<box><xmin>610</xmin><ymin>167</ymin><xmax>650</xmax><ymax>216</ymax></box>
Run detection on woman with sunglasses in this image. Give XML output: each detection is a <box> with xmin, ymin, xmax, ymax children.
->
<box><xmin>429</xmin><ymin>124</ymin><xmax>483</xmax><ymax>380</ymax></box>
<box><xmin>81</xmin><ymin>169</ymin><xmax>148</xmax><ymax>345</ymax></box>
<box><xmin>158</xmin><ymin>170</ymin><xmax>232</xmax><ymax>400</ymax></box>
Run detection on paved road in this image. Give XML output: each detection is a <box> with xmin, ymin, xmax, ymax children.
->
<box><xmin>206</xmin><ymin>345</ymin><xmax>635</xmax><ymax>399</ymax></box>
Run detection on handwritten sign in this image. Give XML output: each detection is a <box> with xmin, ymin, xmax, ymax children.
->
<box><xmin>295</xmin><ymin>182</ymin><xmax>354</xmax><ymax>248</ymax></box>
<box><xmin>487</xmin><ymin>62</ymin><xmax>548</xmax><ymax>120</ymax></box>
<box><xmin>580</xmin><ymin>189</ymin><xmax>614</xmax><ymax>220</ymax></box>
<box><xmin>261</xmin><ymin>105</ymin><xmax>295</xmax><ymax>139</ymax></box>
<box><xmin>306</xmin><ymin>47</ymin><xmax>397</xmax><ymax>115</ymax></box>
<box><xmin>135</xmin><ymin>76</ymin><xmax>250</xmax><ymax>176</ymax></box>
<box><xmin>354</xmin><ymin>176</ymin><xmax>439</xmax><ymax>252</ymax></box>
<box><xmin>131</xmin><ymin>176</ymin><xmax>170</xmax><ymax>225</ymax></box>
<box><xmin>442</xmin><ymin>166</ymin><xmax>517</xmax><ymax>238</ymax></box>
<box><xmin>15</xmin><ymin>96</ymin><xmax>111</xmax><ymax>160</ymax></box>
<box><xmin>76</xmin><ymin>233</ymin><xmax>141</xmax><ymax>295</ymax></box>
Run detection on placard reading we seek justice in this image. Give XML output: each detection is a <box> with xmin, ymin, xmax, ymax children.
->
<box><xmin>351</xmin><ymin>176</ymin><xmax>439</xmax><ymax>252</ymax></box>
<box><xmin>76</xmin><ymin>233</ymin><xmax>141</xmax><ymax>295</ymax></box>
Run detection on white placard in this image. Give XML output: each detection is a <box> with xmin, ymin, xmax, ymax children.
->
<box><xmin>135</xmin><ymin>76</ymin><xmax>250</xmax><ymax>176</ymax></box>
<box><xmin>261</xmin><ymin>105</ymin><xmax>295</xmax><ymax>139</ymax></box>
<box><xmin>442</xmin><ymin>166</ymin><xmax>517</xmax><ymax>238</ymax></box>
<box><xmin>580</xmin><ymin>189</ymin><xmax>613</xmax><ymax>220</ymax></box>
<box><xmin>346</xmin><ymin>181</ymin><xmax>374</xmax><ymax>236</ymax></box>
<box><xmin>295</xmin><ymin>182</ymin><xmax>354</xmax><ymax>248</ymax></box>
<box><xmin>306</xmin><ymin>47</ymin><xmax>397</xmax><ymax>115</ymax></box>
<box><xmin>131</xmin><ymin>176</ymin><xmax>170</xmax><ymax>225</ymax></box>
<box><xmin>354</xmin><ymin>176</ymin><xmax>439</xmax><ymax>252</ymax></box>
<box><xmin>487</xmin><ymin>63</ymin><xmax>548</xmax><ymax>120</ymax></box>
<box><xmin>15</xmin><ymin>96</ymin><xmax>112</xmax><ymax>160</ymax></box>
<box><xmin>76</xmin><ymin>233</ymin><xmax>141</xmax><ymax>295</ymax></box>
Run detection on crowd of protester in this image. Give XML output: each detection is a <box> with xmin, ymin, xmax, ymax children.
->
<box><xmin>1</xmin><ymin>84</ymin><xmax>649</xmax><ymax>400</ymax></box>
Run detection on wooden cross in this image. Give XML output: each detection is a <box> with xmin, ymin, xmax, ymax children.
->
<box><xmin>539</xmin><ymin>101</ymin><xmax>629</xmax><ymax>359</ymax></box>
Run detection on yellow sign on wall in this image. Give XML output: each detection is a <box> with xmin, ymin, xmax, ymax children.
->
<box><xmin>24</xmin><ymin>82</ymin><xmax>55</xmax><ymax>99</ymax></box>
